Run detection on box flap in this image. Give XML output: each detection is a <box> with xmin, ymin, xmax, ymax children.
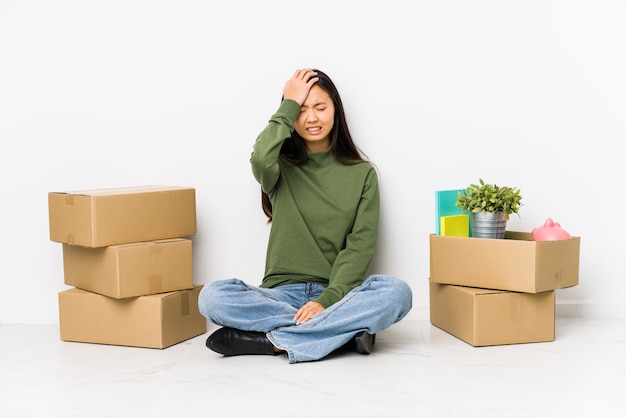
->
<box><xmin>52</xmin><ymin>185</ymin><xmax>193</xmax><ymax>197</ymax></box>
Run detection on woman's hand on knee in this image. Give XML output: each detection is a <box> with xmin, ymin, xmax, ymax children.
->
<box><xmin>294</xmin><ymin>301</ymin><xmax>324</xmax><ymax>325</ymax></box>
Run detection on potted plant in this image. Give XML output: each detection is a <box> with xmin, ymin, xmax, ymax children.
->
<box><xmin>455</xmin><ymin>178</ymin><xmax>523</xmax><ymax>238</ymax></box>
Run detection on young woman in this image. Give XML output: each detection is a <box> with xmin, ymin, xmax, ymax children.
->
<box><xmin>198</xmin><ymin>68</ymin><xmax>412</xmax><ymax>364</ymax></box>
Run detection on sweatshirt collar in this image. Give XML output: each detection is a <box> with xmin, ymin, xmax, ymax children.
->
<box><xmin>307</xmin><ymin>148</ymin><xmax>333</xmax><ymax>167</ymax></box>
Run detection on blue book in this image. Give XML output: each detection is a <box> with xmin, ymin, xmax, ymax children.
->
<box><xmin>435</xmin><ymin>189</ymin><xmax>468</xmax><ymax>235</ymax></box>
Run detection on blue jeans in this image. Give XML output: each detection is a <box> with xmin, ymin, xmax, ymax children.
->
<box><xmin>198</xmin><ymin>274</ymin><xmax>413</xmax><ymax>364</ymax></box>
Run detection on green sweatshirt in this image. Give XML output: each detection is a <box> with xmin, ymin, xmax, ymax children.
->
<box><xmin>250</xmin><ymin>99</ymin><xmax>379</xmax><ymax>308</ymax></box>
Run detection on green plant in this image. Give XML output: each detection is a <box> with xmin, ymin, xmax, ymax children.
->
<box><xmin>455</xmin><ymin>178</ymin><xmax>523</xmax><ymax>220</ymax></box>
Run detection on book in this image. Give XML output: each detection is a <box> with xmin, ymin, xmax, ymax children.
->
<box><xmin>435</xmin><ymin>189</ymin><xmax>466</xmax><ymax>235</ymax></box>
<box><xmin>440</xmin><ymin>214</ymin><xmax>470</xmax><ymax>237</ymax></box>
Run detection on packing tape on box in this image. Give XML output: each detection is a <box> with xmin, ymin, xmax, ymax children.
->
<box><xmin>181</xmin><ymin>290</ymin><xmax>190</xmax><ymax>316</ymax></box>
<box><xmin>65</xmin><ymin>194</ymin><xmax>74</xmax><ymax>205</ymax></box>
<box><xmin>148</xmin><ymin>274</ymin><xmax>163</xmax><ymax>294</ymax></box>
<box><xmin>554</xmin><ymin>270</ymin><xmax>563</xmax><ymax>289</ymax></box>
<box><xmin>149</xmin><ymin>243</ymin><xmax>164</xmax><ymax>255</ymax></box>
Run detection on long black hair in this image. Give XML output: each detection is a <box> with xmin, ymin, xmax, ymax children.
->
<box><xmin>261</xmin><ymin>69</ymin><xmax>368</xmax><ymax>221</ymax></box>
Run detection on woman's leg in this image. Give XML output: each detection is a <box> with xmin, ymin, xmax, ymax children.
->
<box><xmin>199</xmin><ymin>276</ymin><xmax>412</xmax><ymax>363</ymax></box>
<box><xmin>268</xmin><ymin>274</ymin><xmax>413</xmax><ymax>363</ymax></box>
<box><xmin>198</xmin><ymin>278</ymin><xmax>310</xmax><ymax>332</ymax></box>
<box><xmin>199</xmin><ymin>279</ymin><xmax>332</xmax><ymax>358</ymax></box>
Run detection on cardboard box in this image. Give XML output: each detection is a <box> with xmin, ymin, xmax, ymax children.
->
<box><xmin>59</xmin><ymin>285</ymin><xmax>207</xmax><ymax>349</ymax></box>
<box><xmin>429</xmin><ymin>231</ymin><xmax>580</xmax><ymax>293</ymax></box>
<box><xmin>429</xmin><ymin>281</ymin><xmax>555</xmax><ymax>346</ymax></box>
<box><xmin>63</xmin><ymin>238</ymin><xmax>193</xmax><ymax>299</ymax></box>
<box><xmin>48</xmin><ymin>185</ymin><xmax>196</xmax><ymax>247</ymax></box>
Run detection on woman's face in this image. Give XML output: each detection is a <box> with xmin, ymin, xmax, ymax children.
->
<box><xmin>294</xmin><ymin>85</ymin><xmax>335</xmax><ymax>153</ymax></box>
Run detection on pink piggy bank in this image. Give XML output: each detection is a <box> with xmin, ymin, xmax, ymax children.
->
<box><xmin>532</xmin><ymin>218</ymin><xmax>572</xmax><ymax>241</ymax></box>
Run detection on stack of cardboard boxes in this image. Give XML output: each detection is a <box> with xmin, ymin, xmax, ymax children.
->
<box><xmin>48</xmin><ymin>186</ymin><xmax>207</xmax><ymax>349</ymax></box>
<box><xmin>429</xmin><ymin>231</ymin><xmax>581</xmax><ymax>346</ymax></box>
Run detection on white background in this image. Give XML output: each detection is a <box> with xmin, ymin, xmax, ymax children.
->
<box><xmin>1</xmin><ymin>0</ymin><xmax>624</xmax><ymax>324</ymax></box>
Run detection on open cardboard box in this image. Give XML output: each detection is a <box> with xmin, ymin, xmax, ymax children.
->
<box><xmin>430</xmin><ymin>231</ymin><xmax>580</xmax><ymax>293</ymax></box>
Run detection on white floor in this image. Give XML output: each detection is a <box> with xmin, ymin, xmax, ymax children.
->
<box><xmin>1</xmin><ymin>317</ymin><xmax>625</xmax><ymax>418</ymax></box>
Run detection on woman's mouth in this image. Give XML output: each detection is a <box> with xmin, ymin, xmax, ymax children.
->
<box><xmin>307</xmin><ymin>126</ymin><xmax>322</xmax><ymax>135</ymax></box>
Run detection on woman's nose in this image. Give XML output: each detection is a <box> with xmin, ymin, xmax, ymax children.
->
<box><xmin>304</xmin><ymin>109</ymin><xmax>318</xmax><ymax>122</ymax></box>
